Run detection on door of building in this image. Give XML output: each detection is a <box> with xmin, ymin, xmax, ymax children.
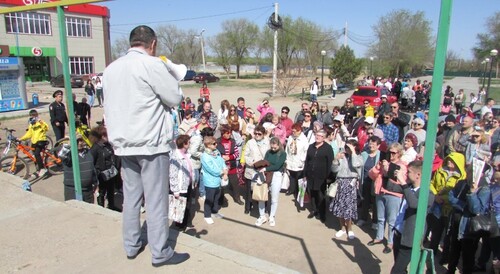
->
<box><xmin>23</xmin><ymin>57</ymin><xmax>50</xmax><ymax>82</ymax></box>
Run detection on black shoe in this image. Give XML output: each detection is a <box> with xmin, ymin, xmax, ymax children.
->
<box><xmin>285</xmin><ymin>192</ymin><xmax>293</xmax><ymax>196</ymax></box>
<box><xmin>234</xmin><ymin>199</ymin><xmax>244</xmax><ymax>205</ymax></box>
<box><xmin>367</xmin><ymin>240</ymin><xmax>383</xmax><ymax>246</ymax></box>
<box><xmin>127</xmin><ymin>245</ymin><xmax>146</xmax><ymax>260</ymax></box>
<box><xmin>307</xmin><ymin>212</ymin><xmax>316</xmax><ymax>219</ymax></box>
<box><xmin>383</xmin><ymin>246</ymin><xmax>392</xmax><ymax>254</ymax></box>
<box><xmin>244</xmin><ymin>209</ymin><xmax>250</xmax><ymax>214</ymax></box>
<box><xmin>152</xmin><ymin>252</ymin><xmax>190</xmax><ymax>267</ymax></box>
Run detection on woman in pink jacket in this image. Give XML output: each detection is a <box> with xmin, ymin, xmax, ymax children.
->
<box><xmin>271</xmin><ymin>114</ymin><xmax>287</xmax><ymax>146</ymax></box>
<box><xmin>256</xmin><ymin>100</ymin><xmax>275</xmax><ymax>122</ymax></box>
<box><xmin>367</xmin><ymin>143</ymin><xmax>408</xmax><ymax>254</ymax></box>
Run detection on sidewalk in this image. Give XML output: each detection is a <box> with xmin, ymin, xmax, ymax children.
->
<box><xmin>0</xmin><ymin>173</ymin><xmax>298</xmax><ymax>274</ymax></box>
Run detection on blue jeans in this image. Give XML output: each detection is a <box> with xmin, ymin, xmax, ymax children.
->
<box><xmin>258</xmin><ymin>172</ymin><xmax>283</xmax><ymax>217</ymax></box>
<box><xmin>198</xmin><ymin>170</ymin><xmax>205</xmax><ymax>197</ymax></box>
<box><xmin>375</xmin><ymin>194</ymin><xmax>402</xmax><ymax>245</ymax></box>
<box><xmin>88</xmin><ymin>94</ymin><xmax>95</xmax><ymax>107</ymax></box>
<box><xmin>310</xmin><ymin>94</ymin><xmax>317</xmax><ymax>102</ymax></box>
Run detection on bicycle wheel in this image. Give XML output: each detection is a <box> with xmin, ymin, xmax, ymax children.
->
<box><xmin>0</xmin><ymin>155</ymin><xmax>30</xmax><ymax>179</ymax></box>
<box><xmin>44</xmin><ymin>153</ymin><xmax>64</xmax><ymax>175</ymax></box>
<box><xmin>45</xmin><ymin>136</ymin><xmax>54</xmax><ymax>151</ymax></box>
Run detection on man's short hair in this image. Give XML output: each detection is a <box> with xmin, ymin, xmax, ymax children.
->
<box><xmin>281</xmin><ymin>106</ymin><xmax>290</xmax><ymax>113</ymax></box>
<box><xmin>408</xmin><ymin>160</ymin><xmax>423</xmax><ymax>173</ymax></box>
<box><xmin>129</xmin><ymin>25</ymin><xmax>156</xmax><ymax>48</ymax></box>
<box><xmin>237</xmin><ymin>97</ymin><xmax>245</xmax><ymax>102</ymax></box>
<box><xmin>369</xmin><ymin>135</ymin><xmax>382</xmax><ymax>145</ymax></box>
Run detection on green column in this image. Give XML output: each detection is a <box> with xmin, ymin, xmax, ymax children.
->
<box><xmin>57</xmin><ymin>6</ymin><xmax>83</xmax><ymax>201</ymax></box>
<box><xmin>409</xmin><ymin>0</ymin><xmax>453</xmax><ymax>273</ymax></box>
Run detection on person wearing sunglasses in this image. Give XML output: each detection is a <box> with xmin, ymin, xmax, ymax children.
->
<box><xmin>226</xmin><ymin>105</ymin><xmax>245</xmax><ymax>134</ymax></box>
<box><xmin>243</xmin><ymin>125</ymin><xmax>270</xmax><ymax>215</ymax></box>
<box><xmin>317</xmin><ymin>103</ymin><xmax>334</xmax><ymax>128</ymax></box>
<box><xmin>340</xmin><ymin>98</ymin><xmax>357</xmax><ymax>125</ymax></box>
<box><xmin>294</xmin><ymin>102</ymin><xmax>311</xmax><ymax>123</ymax></box>
<box><xmin>280</xmin><ymin>106</ymin><xmax>293</xmax><ymax>137</ymax></box>
<box><xmin>465</xmin><ymin>127</ymin><xmax>491</xmax><ymax>167</ymax></box>
<box><xmin>368</xmin><ymin>143</ymin><xmax>407</xmax><ymax>254</ymax></box>
<box><xmin>405</xmin><ymin>117</ymin><xmax>426</xmax><ymax>147</ymax></box>
<box><xmin>363</xmin><ymin>100</ymin><xmax>375</xmax><ymax>118</ymax></box>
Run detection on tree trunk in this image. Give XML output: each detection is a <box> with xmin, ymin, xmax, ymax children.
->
<box><xmin>236</xmin><ymin>65</ymin><xmax>240</xmax><ymax>79</ymax></box>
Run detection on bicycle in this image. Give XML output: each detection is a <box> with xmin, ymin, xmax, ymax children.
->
<box><xmin>0</xmin><ymin>128</ymin><xmax>55</xmax><ymax>158</ymax></box>
<box><xmin>0</xmin><ymin>128</ymin><xmax>67</xmax><ymax>179</ymax></box>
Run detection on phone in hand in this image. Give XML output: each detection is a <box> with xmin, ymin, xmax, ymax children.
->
<box><xmin>388</xmin><ymin>163</ymin><xmax>401</xmax><ymax>181</ymax></box>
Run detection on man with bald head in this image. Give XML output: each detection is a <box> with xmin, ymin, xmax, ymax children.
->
<box><xmin>448</xmin><ymin>116</ymin><xmax>474</xmax><ymax>155</ymax></box>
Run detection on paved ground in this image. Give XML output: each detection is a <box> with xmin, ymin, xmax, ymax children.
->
<box><xmin>0</xmin><ymin>76</ymin><xmax>488</xmax><ymax>273</ymax></box>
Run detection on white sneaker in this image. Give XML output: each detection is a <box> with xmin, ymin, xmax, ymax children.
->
<box><xmin>212</xmin><ymin>213</ymin><xmax>224</xmax><ymax>219</ymax></box>
<box><xmin>348</xmin><ymin>231</ymin><xmax>355</xmax><ymax>240</ymax></box>
<box><xmin>269</xmin><ymin>216</ymin><xmax>276</xmax><ymax>227</ymax></box>
<box><xmin>199</xmin><ymin>195</ymin><xmax>205</xmax><ymax>201</ymax></box>
<box><xmin>335</xmin><ymin>230</ymin><xmax>346</xmax><ymax>238</ymax></box>
<box><xmin>204</xmin><ymin>217</ymin><xmax>214</xmax><ymax>224</ymax></box>
<box><xmin>255</xmin><ymin>216</ymin><xmax>267</xmax><ymax>227</ymax></box>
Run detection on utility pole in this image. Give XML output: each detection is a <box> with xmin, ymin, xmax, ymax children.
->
<box><xmin>272</xmin><ymin>3</ymin><xmax>278</xmax><ymax>96</ymax></box>
<box><xmin>344</xmin><ymin>21</ymin><xmax>348</xmax><ymax>48</ymax></box>
<box><xmin>200</xmin><ymin>29</ymin><xmax>206</xmax><ymax>72</ymax></box>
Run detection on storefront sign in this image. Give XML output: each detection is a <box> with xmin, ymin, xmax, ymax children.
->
<box><xmin>31</xmin><ymin>47</ymin><xmax>42</xmax><ymax>56</ymax></box>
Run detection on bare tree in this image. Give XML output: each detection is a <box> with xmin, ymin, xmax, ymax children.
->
<box><xmin>208</xmin><ymin>33</ymin><xmax>233</xmax><ymax>78</ymax></box>
<box><xmin>110</xmin><ymin>36</ymin><xmax>129</xmax><ymax>61</ymax></box>
<box><xmin>221</xmin><ymin>19</ymin><xmax>259</xmax><ymax>78</ymax></box>
<box><xmin>277</xmin><ymin>73</ymin><xmax>302</xmax><ymax>97</ymax></box>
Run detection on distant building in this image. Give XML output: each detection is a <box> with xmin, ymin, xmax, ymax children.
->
<box><xmin>0</xmin><ymin>0</ymin><xmax>111</xmax><ymax>82</ymax></box>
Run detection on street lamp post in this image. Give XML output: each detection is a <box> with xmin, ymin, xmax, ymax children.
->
<box><xmin>369</xmin><ymin>56</ymin><xmax>374</xmax><ymax>76</ymax></box>
<box><xmin>198</xmin><ymin>29</ymin><xmax>206</xmax><ymax>72</ymax></box>
<box><xmin>321</xmin><ymin>50</ymin><xmax>326</xmax><ymax>96</ymax></box>
<box><xmin>482</xmin><ymin>58</ymin><xmax>490</xmax><ymax>89</ymax></box>
<box><xmin>486</xmin><ymin>49</ymin><xmax>498</xmax><ymax>100</ymax></box>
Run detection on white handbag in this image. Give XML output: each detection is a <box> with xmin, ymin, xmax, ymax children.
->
<box><xmin>327</xmin><ymin>182</ymin><xmax>338</xmax><ymax>198</ymax></box>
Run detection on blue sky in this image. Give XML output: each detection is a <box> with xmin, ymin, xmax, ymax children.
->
<box><xmin>102</xmin><ymin>0</ymin><xmax>498</xmax><ymax>60</ymax></box>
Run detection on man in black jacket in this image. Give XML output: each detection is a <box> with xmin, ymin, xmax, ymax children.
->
<box><xmin>390</xmin><ymin>102</ymin><xmax>411</xmax><ymax>142</ymax></box>
<box><xmin>390</xmin><ymin>160</ymin><xmax>434</xmax><ymax>274</ymax></box>
<box><xmin>63</xmin><ymin>137</ymin><xmax>97</xmax><ymax>203</ymax></box>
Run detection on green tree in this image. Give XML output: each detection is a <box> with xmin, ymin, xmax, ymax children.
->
<box><xmin>473</xmin><ymin>11</ymin><xmax>500</xmax><ymax>78</ymax></box>
<box><xmin>207</xmin><ymin>33</ymin><xmax>233</xmax><ymax>77</ymax></box>
<box><xmin>330</xmin><ymin>46</ymin><xmax>362</xmax><ymax>85</ymax></box>
<box><xmin>368</xmin><ymin>10</ymin><xmax>433</xmax><ymax>76</ymax></box>
<box><xmin>221</xmin><ymin>19</ymin><xmax>259</xmax><ymax>78</ymax></box>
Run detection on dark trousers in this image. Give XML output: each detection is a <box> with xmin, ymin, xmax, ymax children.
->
<box><xmin>32</xmin><ymin>141</ymin><xmax>47</xmax><ymax>170</ymax></box>
<box><xmin>309</xmin><ymin>185</ymin><xmax>326</xmax><ymax>220</ymax></box>
<box><xmin>245</xmin><ymin>178</ymin><xmax>253</xmax><ymax>211</ymax></box>
<box><xmin>219</xmin><ymin>173</ymin><xmax>242</xmax><ymax>205</ymax></box>
<box><xmin>64</xmin><ymin>186</ymin><xmax>94</xmax><ymax>203</ymax></box>
<box><xmin>204</xmin><ymin>186</ymin><xmax>221</xmax><ymax>218</ymax></box>
<box><xmin>461</xmin><ymin>237</ymin><xmax>477</xmax><ymax>274</ymax></box>
<box><xmin>97</xmin><ymin>176</ymin><xmax>117</xmax><ymax>210</ymax></box>
<box><xmin>360</xmin><ymin>178</ymin><xmax>377</xmax><ymax>223</ymax></box>
<box><xmin>446</xmin><ymin>212</ymin><xmax>462</xmax><ymax>273</ymax></box>
<box><xmin>287</xmin><ymin>170</ymin><xmax>302</xmax><ymax>197</ymax></box>
<box><xmin>391</xmin><ymin>231</ymin><xmax>412</xmax><ymax>274</ymax></box>
<box><xmin>53</xmin><ymin>124</ymin><xmax>65</xmax><ymax>141</ymax></box>
<box><xmin>429</xmin><ymin>214</ymin><xmax>450</xmax><ymax>255</ymax></box>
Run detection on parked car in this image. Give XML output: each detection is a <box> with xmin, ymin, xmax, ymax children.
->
<box><xmin>193</xmin><ymin>72</ymin><xmax>220</xmax><ymax>83</ymax></box>
<box><xmin>336</xmin><ymin>83</ymin><xmax>351</xmax><ymax>93</ymax></box>
<box><xmin>50</xmin><ymin>74</ymin><xmax>84</xmax><ymax>88</ymax></box>
<box><xmin>90</xmin><ymin>72</ymin><xmax>103</xmax><ymax>82</ymax></box>
<box><xmin>351</xmin><ymin>86</ymin><xmax>398</xmax><ymax>107</ymax></box>
<box><xmin>183</xmin><ymin>70</ymin><xmax>196</xmax><ymax>81</ymax></box>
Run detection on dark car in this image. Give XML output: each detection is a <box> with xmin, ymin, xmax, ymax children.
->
<box><xmin>336</xmin><ymin>83</ymin><xmax>351</xmax><ymax>93</ymax></box>
<box><xmin>351</xmin><ymin>86</ymin><xmax>398</xmax><ymax>107</ymax></box>
<box><xmin>183</xmin><ymin>70</ymin><xmax>196</xmax><ymax>81</ymax></box>
<box><xmin>50</xmin><ymin>74</ymin><xmax>84</xmax><ymax>88</ymax></box>
<box><xmin>193</xmin><ymin>72</ymin><xmax>220</xmax><ymax>83</ymax></box>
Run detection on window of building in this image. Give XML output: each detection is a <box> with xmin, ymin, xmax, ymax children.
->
<box><xmin>66</xmin><ymin>16</ymin><xmax>91</xmax><ymax>38</ymax></box>
<box><xmin>5</xmin><ymin>12</ymin><xmax>51</xmax><ymax>35</ymax></box>
<box><xmin>69</xmin><ymin>57</ymin><xmax>94</xmax><ymax>75</ymax></box>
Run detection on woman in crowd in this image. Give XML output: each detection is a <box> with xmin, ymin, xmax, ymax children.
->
<box><xmin>95</xmin><ymin>77</ymin><xmax>104</xmax><ymax>107</ymax></box>
<box><xmin>89</xmin><ymin>126</ymin><xmax>121</xmax><ymax>211</ymax></box>
<box><xmin>465</xmin><ymin>127</ymin><xmax>491</xmax><ymax>167</ymax></box>
<box><xmin>454</xmin><ymin>88</ymin><xmax>466</xmax><ymax>115</ymax></box>
<box><xmin>201</xmin><ymin>136</ymin><xmax>227</xmax><ymax>224</ymax></box>
<box><xmin>301</xmin><ymin>111</ymin><xmax>314</xmax><ymax>140</ymax></box>
<box><xmin>178</xmin><ymin>110</ymin><xmax>198</xmax><ymax>135</ymax></box>
<box><xmin>243</xmin><ymin>125</ymin><xmax>270</xmax><ymax>214</ymax></box>
<box><xmin>304</xmin><ymin>129</ymin><xmax>334</xmax><ymax>222</ymax></box>
<box><xmin>487</xmin><ymin>116</ymin><xmax>500</xmax><ymax>139</ymax></box>
<box><xmin>244</xmin><ymin>108</ymin><xmax>258</xmax><ymax>138</ymax></box>
<box><xmin>196</xmin><ymin>112</ymin><xmax>211</xmax><ymax>131</ymax></box>
<box><xmin>310</xmin><ymin>101</ymin><xmax>319</xmax><ymax>120</ymax></box>
<box><xmin>405</xmin><ymin>118</ymin><xmax>426</xmax><ymax>147</ymax></box>
<box><xmin>200</xmin><ymin>82</ymin><xmax>210</xmax><ymax>101</ymax></box>
<box><xmin>169</xmin><ymin>134</ymin><xmax>195</xmax><ymax>229</ymax></box>
<box><xmin>331</xmin><ymin>139</ymin><xmax>363</xmax><ymax>239</ymax></box>
<box><xmin>84</xmin><ymin>79</ymin><xmax>95</xmax><ymax>107</ymax></box>
<box><xmin>401</xmin><ymin>133</ymin><xmax>418</xmax><ymax>164</ymax></box>
<box><xmin>285</xmin><ymin>123</ymin><xmax>309</xmax><ymax>198</ymax></box>
<box><xmin>368</xmin><ymin>143</ymin><xmax>407</xmax><ymax>254</ymax></box>
<box><xmin>317</xmin><ymin>103</ymin><xmax>334</xmax><ymax>128</ymax></box>
<box><xmin>218</xmin><ymin>99</ymin><xmax>230</xmax><ymax>126</ymax></box>
<box><xmin>227</xmin><ymin>105</ymin><xmax>246</xmax><ymax>134</ymax></box>
<box><xmin>255</xmin><ymin>137</ymin><xmax>286</xmax><ymax>227</ymax></box>
<box><xmin>271</xmin><ymin>114</ymin><xmax>287</xmax><ymax>146</ymax></box>
<box><xmin>340</xmin><ymin>98</ymin><xmax>357</xmax><ymax>125</ymax></box>
<box><xmin>257</xmin><ymin>100</ymin><xmax>275</xmax><ymax>122</ymax></box>
<box><xmin>217</xmin><ymin>125</ymin><xmax>241</xmax><ymax>206</ymax></box>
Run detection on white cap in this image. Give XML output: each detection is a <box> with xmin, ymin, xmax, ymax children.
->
<box><xmin>381</xmin><ymin>94</ymin><xmax>388</xmax><ymax>98</ymax></box>
<box><xmin>365</xmin><ymin>116</ymin><xmax>375</xmax><ymax>124</ymax></box>
<box><xmin>333</xmin><ymin>115</ymin><xmax>345</xmax><ymax>122</ymax></box>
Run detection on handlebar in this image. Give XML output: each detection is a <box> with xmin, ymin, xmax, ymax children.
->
<box><xmin>2</xmin><ymin>128</ymin><xmax>15</xmax><ymax>133</ymax></box>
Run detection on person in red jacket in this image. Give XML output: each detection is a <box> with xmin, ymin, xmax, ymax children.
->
<box><xmin>217</xmin><ymin>125</ymin><xmax>242</xmax><ymax>206</ymax></box>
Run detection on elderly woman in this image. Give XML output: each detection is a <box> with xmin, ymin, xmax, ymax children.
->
<box><xmin>465</xmin><ymin>127</ymin><xmax>491</xmax><ymax>167</ymax></box>
<box><xmin>169</xmin><ymin>135</ymin><xmax>195</xmax><ymax>229</ymax></box>
<box><xmin>285</xmin><ymin>122</ymin><xmax>309</xmax><ymax>198</ymax></box>
<box><xmin>405</xmin><ymin>118</ymin><xmax>426</xmax><ymax>146</ymax></box>
<box><xmin>301</xmin><ymin>110</ymin><xmax>314</xmax><ymax>140</ymax></box>
<box><xmin>317</xmin><ymin>103</ymin><xmax>334</xmax><ymax>127</ymax></box>
<box><xmin>401</xmin><ymin>133</ymin><xmax>419</xmax><ymax>164</ymax></box>
<box><xmin>304</xmin><ymin>129</ymin><xmax>334</xmax><ymax>222</ymax></box>
<box><xmin>201</xmin><ymin>136</ymin><xmax>227</xmax><ymax>224</ymax></box>
<box><xmin>331</xmin><ymin>139</ymin><xmax>363</xmax><ymax>239</ymax></box>
<box><xmin>306</xmin><ymin>120</ymin><xmax>324</xmax><ymax>145</ymax></box>
<box><xmin>255</xmin><ymin>137</ymin><xmax>287</xmax><ymax>227</ymax></box>
<box><xmin>368</xmin><ymin>143</ymin><xmax>408</xmax><ymax>254</ymax></box>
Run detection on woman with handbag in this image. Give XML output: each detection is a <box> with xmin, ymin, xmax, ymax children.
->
<box><xmin>331</xmin><ymin>139</ymin><xmax>363</xmax><ymax>239</ymax></box>
<box><xmin>169</xmin><ymin>135</ymin><xmax>195</xmax><ymax>230</ymax></box>
<box><xmin>255</xmin><ymin>137</ymin><xmax>286</xmax><ymax>227</ymax></box>
<box><xmin>216</xmin><ymin>125</ymin><xmax>241</xmax><ymax>206</ymax></box>
<box><xmin>201</xmin><ymin>136</ymin><xmax>227</xmax><ymax>225</ymax></box>
<box><xmin>89</xmin><ymin>126</ymin><xmax>121</xmax><ymax>211</ymax></box>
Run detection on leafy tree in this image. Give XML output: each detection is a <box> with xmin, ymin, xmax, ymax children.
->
<box><xmin>207</xmin><ymin>33</ymin><xmax>233</xmax><ymax>77</ymax></box>
<box><xmin>368</xmin><ymin>10</ymin><xmax>433</xmax><ymax>76</ymax></box>
<box><xmin>110</xmin><ymin>36</ymin><xmax>129</xmax><ymax>61</ymax></box>
<box><xmin>330</xmin><ymin>46</ymin><xmax>362</xmax><ymax>85</ymax></box>
<box><xmin>220</xmin><ymin>19</ymin><xmax>259</xmax><ymax>78</ymax></box>
<box><xmin>474</xmin><ymin>12</ymin><xmax>500</xmax><ymax>78</ymax></box>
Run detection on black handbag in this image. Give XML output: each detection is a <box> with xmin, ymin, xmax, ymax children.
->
<box><xmin>468</xmin><ymin>214</ymin><xmax>495</xmax><ymax>235</ymax></box>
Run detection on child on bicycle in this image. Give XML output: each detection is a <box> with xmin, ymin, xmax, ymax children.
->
<box><xmin>19</xmin><ymin>109</ymin><xmax>49</xmax><ymax>178</ymax></box>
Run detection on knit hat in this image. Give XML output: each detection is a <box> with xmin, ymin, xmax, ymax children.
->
<box><xmin>405</xmin><ymin>133</ymin><xmax>418</xmax><ymax>148</ymax></box>
<box><xmin>445</xmin><ymin>114</ymin><xmax>456</xmax><ymax>123</ymax></box>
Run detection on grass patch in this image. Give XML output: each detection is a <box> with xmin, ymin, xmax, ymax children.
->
<box><xmin>443</xmin><ymin>76</ymin><xmax>455</xmax><ymax>80</ymax></box>
<box><xmin>489</xmin><ymin>86</ymin><xmax>500</xmax><ymax>102</ymax></box>
<box><xmin>477</xmin><ymin>78</ymin><xmax>500</xmax><ymax>85</ymax></box>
